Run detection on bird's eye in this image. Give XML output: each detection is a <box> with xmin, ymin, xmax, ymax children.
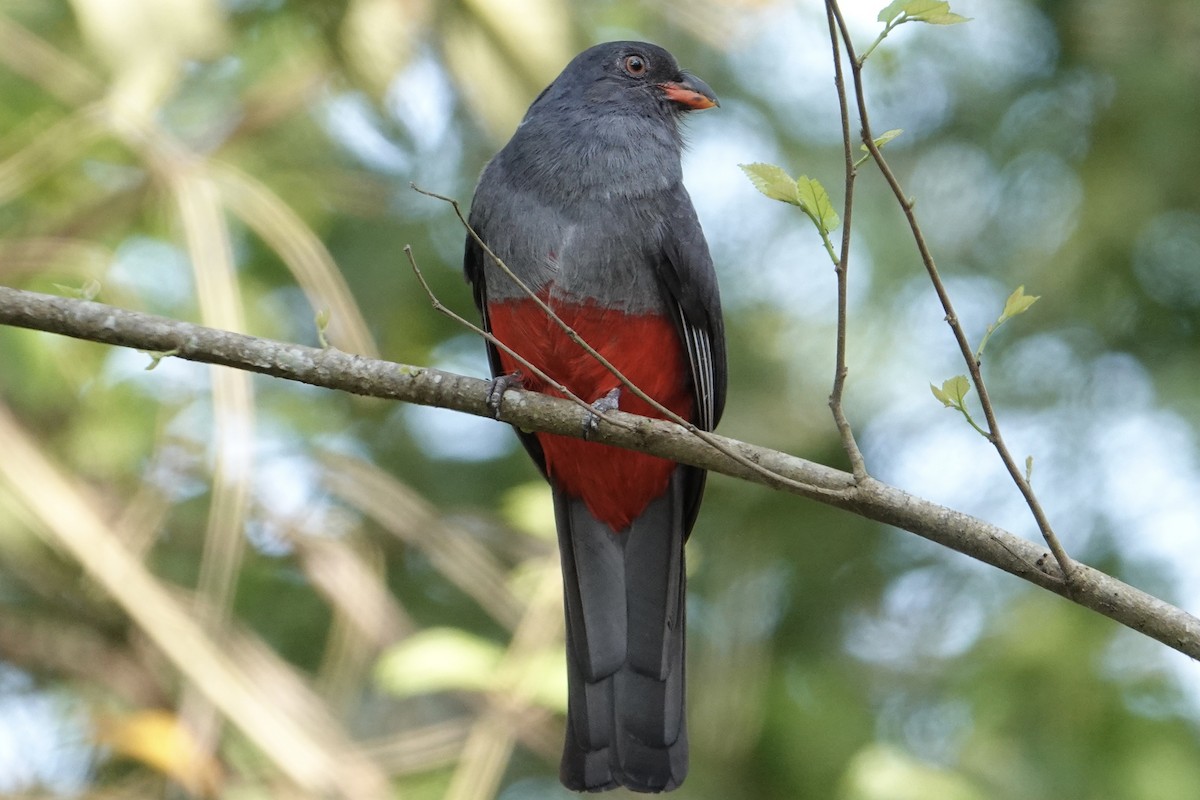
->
<box><xmin>623</xmin><ymin>54</ymin><xmax>648</xmax><ymax>76</ymax></box>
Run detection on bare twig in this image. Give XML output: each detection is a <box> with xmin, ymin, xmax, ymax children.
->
<box><xmin>413</xmin><ymin>184</ymin><xmax>673</xmax><ymax>415</ymax></box>
<box><xmin>410</xmin><ymin>186</ymin><xmax>844</xmax><ymax>498</ymax></box>
<box><xmin>825</xmin><ymin>0</ymin><xmax>868</xmax><ymax>481</ymax></box>
<box><xmin>0</xmin><ymin>285</ymin><xmax>1195</xmax><ymax>659</ymax></box>
<box><xmin>404</xmin><ymin>243</ymin><xmax>633</xmax><ymax>430</ymax></box>
<box><xmin>827</xmin><ymin>0</ymin><xmax>1075</xmax><ymax>582</ymax></box>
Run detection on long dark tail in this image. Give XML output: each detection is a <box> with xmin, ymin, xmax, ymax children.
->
<box><xmin>553</xmin><ymin>472</ymin><xmax>688</xmax><ymax>793</ymax></box>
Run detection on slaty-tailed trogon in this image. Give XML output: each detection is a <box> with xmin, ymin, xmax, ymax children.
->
<box><xmin>463</xmin><ymin>41</ymin><xmax>726</xmax><ymax>793</ymax></box>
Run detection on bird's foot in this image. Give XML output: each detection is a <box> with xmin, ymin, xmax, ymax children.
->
<box><xmin>486</xmin><ymin>371</ymin><xmax>524</xmax><ymax>419</ymax></box>
<box><xmin>582</xmin><ymin>388</ymin><xmax>621</xmax><ymax>439</ymax></box>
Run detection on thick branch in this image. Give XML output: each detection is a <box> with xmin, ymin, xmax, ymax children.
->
<box><xmin>1</xmin><ymin>284</ymin><xmax>1198</xmax><ymax>660</ymax></box>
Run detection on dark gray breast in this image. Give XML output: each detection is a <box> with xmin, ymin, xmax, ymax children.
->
<box><xmin>471</xmin><ymin>109</ymin><xmax>684</xmax><ymax>314</ymax></box>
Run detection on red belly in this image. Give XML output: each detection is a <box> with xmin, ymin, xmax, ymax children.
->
<box><xmin>487</xmin><ymin>297</ymin><xmax>693</xmax><ymax>531</ymax></box>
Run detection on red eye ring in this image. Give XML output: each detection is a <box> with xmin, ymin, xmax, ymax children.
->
<box><xmin>623</xmin><ymin>54</ymin><xmax>648</xmax><ymax>76</ymax></box>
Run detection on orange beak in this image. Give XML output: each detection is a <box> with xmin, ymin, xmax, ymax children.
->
<box><xmin>659</xmin><ymin>72</ymin><xmax>719</xmax><ymax>110</ymax></box>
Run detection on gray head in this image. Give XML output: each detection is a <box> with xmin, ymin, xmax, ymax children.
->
<box><xmin>491</xmin><ymin>41</ymin><xmax>718</xmax><ymax>196</ymax></box>
<box><xmin>524</xmin><ymin>41</ymin><xmax>718</xmax><ymax>126</ymax></box>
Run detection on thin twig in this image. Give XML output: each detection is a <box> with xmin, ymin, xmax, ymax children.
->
<box><xmin>410</xmin><ymin>185</ymin><xmax>844</xmax><ymax>497</ymax></box>
<box><xmin>825</xmin><ymin>0</ymin><xmax>869</xmax><ymax>481</ymax></box>
<box><xmin>827</xmin><ymin>0</ymin><xmax>1075</xmax><ymax>581</ymax></box>
<box><xmin>413</xmin><ymin>184</ymin><xmax>675</xmax><ymax>417</ymax></box>
<box><xmin>404</xmin><ymin>244</ymin><xmax>634</xmax><ymax>431</ymax></box>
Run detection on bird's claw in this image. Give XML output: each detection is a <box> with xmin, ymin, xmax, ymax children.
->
<box><xmin>486</xmin><ymin>371</ymin><xmax>523</xmax><ymax>419</ymax></box>
<box><xmin>582</xmin><ymin>388</ymin><xmax>621</xmax><ymax>439</ymax></box>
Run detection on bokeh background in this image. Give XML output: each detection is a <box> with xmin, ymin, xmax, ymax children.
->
<box><xmin>2</xmin><ymin>0</ymin><xmax>1199</xmax><ymax>797</ymax></box>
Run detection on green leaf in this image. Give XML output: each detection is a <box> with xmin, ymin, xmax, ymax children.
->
<box><xmin>739</xmin><ymin>162</ymin><xmax>800</xmax><ymax>206</ymax></box>
<box><xmin>1000</xmin><ymin>285</ymin><xmax>1040</xmax><ymax>321</ymax></box>
<box><xmin>931</xmin><ymin>375</ymin><xmax>971</xmax><ymax>408</ymax></box>
<box><xmin>374</xmin><ymin>628</ymin><xmax>569</xmax><ymax>713</ymax></box>
<box><xmin>898</xmin><ymin>1</ymin><xmax>954</xmax><ymax>21</ymax></box>
<box><xmin>862</xmin><ymin>129</ymin><xmax>903</xmax><ymax>152</ymax></box>
<box><xmin>855</xmin><ymin>130</ymin><xmax>903</xmax><ymax>168</ymax></box>
<box><xmin>976</xmin><ymin>285</ymin><xmax>1042</xmax><ymax>360</ymax></box>
<box><xmin>932</xmin><ymin>375</ymin><xmax>989</xmax><ymax>437</ymax></box>
<box><xmin>375</xmin><ymin>628</ymin><xmax>504</xmax><ymax>697</ymax></box>
<box><xmin>918</xmin><ymin>10</ymin><xmax>970</xmax><ymax>24</ymax></box>
<box><xmin>315</xmin><ymin>308</ymin><xmax>331</xmax><ymax>348</ymax></box>
<box><xmin>53</xmin><ymin>278</ymin><xmax>102</xmax><ymax>300</ymax></box>
<box><xmin>795</xmin><ymin>175</ymin><xmax>840</xmax><ymax>233</ymax></box>
<box><xmin>877</xmin><ymin>0</ymin><xmax>969</xmax><ymax>25</ymax></box>
<box><xmin>877</xmin><ymin>0</ymin><xmax>908</xmax><ymax>23</ymax></box>
<box><xmin>516</xmin><ymin>647</ymin><xmax>569</xmax><ymax>713</ymax></box>
<box><xmin>139</xmin><ymin>348</ymin><xmax>180</xmax><ymax>371</ymax></box>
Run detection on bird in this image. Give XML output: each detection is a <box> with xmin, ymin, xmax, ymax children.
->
<box><xmin>463</xmin><ymin>40</ymin><xmax>726</xmax><ymax>793</ymax></box>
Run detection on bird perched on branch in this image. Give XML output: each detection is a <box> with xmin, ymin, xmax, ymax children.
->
<box><xmin>464</xmin><ymin>40</ymin><xmax>725</xmax><ymax>793</ymax></box>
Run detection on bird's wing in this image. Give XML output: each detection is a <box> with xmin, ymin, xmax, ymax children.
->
<box><xmin>657</xmin><ymin>185</ymin><xmax>727</xmax><ymax>534</ymax></box>
<box><xmin>658</xmin><ymin>186</ymin><xmax>727</xmax><ymax>431</ymax></box>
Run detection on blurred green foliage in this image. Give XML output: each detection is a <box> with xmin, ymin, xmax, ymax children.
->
<box><xmin>1</xmin><ymin>0</ymin><xmax>1199</xmax><ymax>797</ymax></box>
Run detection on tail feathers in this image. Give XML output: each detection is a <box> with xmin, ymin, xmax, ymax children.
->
<box><xmin>554</xmin><ymin>477</ymin><xmax>688</xmax><ymax>793</ymax></box>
